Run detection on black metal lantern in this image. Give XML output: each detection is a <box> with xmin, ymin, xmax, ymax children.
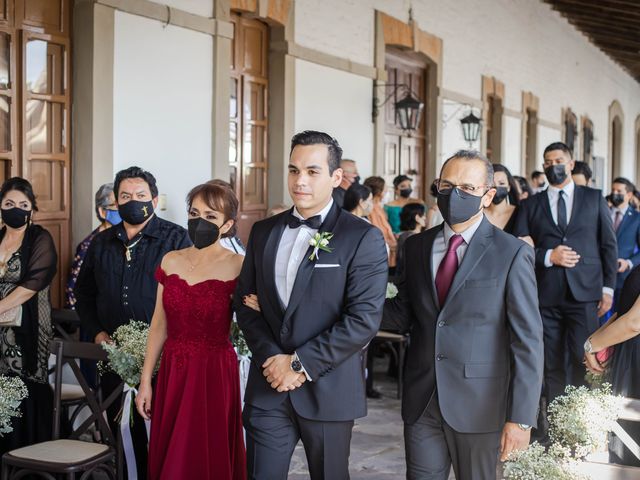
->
<box><xmin>395</xmin><ymin>92</ymin><xmax>424</xmax><ymax>132</ymax></box>
<box><xmin>372</xmin><ymin>83</ymin><xmax>424</xmax><ymax>133</ymax></box>
<box><xmin>460</xmin><ymin>111</ymin><xmax>482</xmax><ymax>145</ymax></box>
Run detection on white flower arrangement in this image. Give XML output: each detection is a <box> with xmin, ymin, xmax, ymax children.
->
<box><xmin>230</xmin><ymin>320</ymin><xmax>250</xmax><ymax>357</ymax></box>
<box><xmin>386</xmin><ymin>282</ymin><xmax>398</xmax><ymax>299</ymax></box>
<box><xmin>308</xmin><ymin>232</ymin><xmax>333</xmax><ymax>261</ymax></box>
<box><xmin>504</xmin><ymin>442</ymin><xmax>588</xmax><ymax>480</ymax></box>
<box><xmin>99</xmin><ymin>321</ymin><xmax>157</xmax><ymax>387</ymax></box>
<box><xmin>0</xmin><ymin>375</ymin><xmax>27</xmax><ymax>435</ymax></box>
<box><xmin>548</xmin><ymin>383</ymin><xmax>623</xmax><ymax>459</ymax></box>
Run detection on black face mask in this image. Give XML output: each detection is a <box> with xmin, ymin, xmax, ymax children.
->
<box><xmin>492</xmin><ymin>187</ymin><xmax>509</xmax><ymax>205</ymax></box>
<box><xmin>353</xmin><ymin>176</ymin><xmax>361</xmax><ymax>184</ymax></box>
<box><xmin>188</xmin><ymin>217</ymin><xmax>221</xmax><ymax>249</ymax></box>
<box><xmin>437</xmin><ymin>188</ymin><xmax>483</xmax><ymax>226</ymax></box>
<box><xmin>1</xmin><ymin>207</ymin><xmax>31</xmax><ymax>229</ymax></box>
<box><xmin>118</xmin><ymin>200</ymin><xmax>154</xmax><ymax>225</ymax></box>
<box><xmin>544</xmin><ymin>164</ymin><xmax>568</xmax><ymax>186</ymax></box>
<box><xmin>399</xmin><ymin>188</ymin><xmax>413</xmax><ymax>199</ymax></box>
<box><xmin>610</xmin><ymin>193</ymin><xmax>625</xmax><ymax>207</ymax></box>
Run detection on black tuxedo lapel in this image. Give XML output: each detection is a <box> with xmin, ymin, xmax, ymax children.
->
<box><xmin>539</xmin><ymin>190</ymin><xmax>563</xmax><ymax>234</ymax></box>
<box><xmin>262</xmin><ymin>212</ymin><xmax>288</xmax><ymax>317</ymax></box>
<box><xmin>421</xmin><ymin>225</ymin><xmax>442</xmax><ymax>311</ymax></box>
<box><xmin>283</xmin><ymin>202</ymin><xmax>342</xmax><ymax>323</ymax></box>
<box><xmin>443</xmin><ymin>216</ymin><xmax>493</xmax><ymax>311</ymax></box>
<box><xmin>565</xmin><ymin>186</ymin><xmax>584</xmax><ymax>234</ymax></box>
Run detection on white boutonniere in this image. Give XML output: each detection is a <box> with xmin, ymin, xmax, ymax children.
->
<box><xmin>386</xmin><ymin>282</ymin><xmax>398</xmax><ymax>299</ymax></box>
<box><xmin>309</xmin><ymin>232</ymin><xmax>333</xmax><ymax>261</ymax></box>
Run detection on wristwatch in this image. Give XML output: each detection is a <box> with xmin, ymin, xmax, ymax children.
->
<box><xmin>291</xmin><ymin>353</ymin><xmax>303</xmax><ymax>373</ymax></box>
<box><xmin>584</xmin><ymin>337</ymin><xmax>594</xmax><ymax>354</ymax></box>
<box><xmin>517</xmin><ymin>424</ymin><xmax>532</xmax><ymax>431</ymax></box>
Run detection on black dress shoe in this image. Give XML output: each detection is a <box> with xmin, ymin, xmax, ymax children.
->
<box><xmin>366</xmin><ymin>388</ymin><xmax>382</xmax><ymax>399</ymax></box>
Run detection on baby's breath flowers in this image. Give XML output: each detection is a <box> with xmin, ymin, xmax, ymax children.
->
<box><xmin>0</xmin><ymin>376</ymin><xmax>27</xmax><ymax>434</ymax></box>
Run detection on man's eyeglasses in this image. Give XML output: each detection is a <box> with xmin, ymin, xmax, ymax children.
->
<box><xmin>434</xmin><ymin>179</ymin><xmax>494</xmax><ymax>196</ymax></box>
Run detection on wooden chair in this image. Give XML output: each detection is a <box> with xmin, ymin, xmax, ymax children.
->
<box><xmin>370</xmin><ymin>330</ymin><xmax>409</xmax><ymax>399</ymax></box>
<box><xmin>1</xmin><ymin>340</ymin><xmax>123</xmax><ymax>480</ymax></box>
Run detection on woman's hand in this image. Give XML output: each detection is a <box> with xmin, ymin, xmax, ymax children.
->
<box><xmin>584</xmin><ymin>352</ymin><xmax>604</xmax><ymax>374</ymax></box>
<box><xmin>243</xmin><ymin>294</ymin><xmax>261</xmax><ymax>312</ymax></box>
<box><xmin>135</xmin><ymin>381</ymin><xmax>153</xmax><ymax>420</ymax></box>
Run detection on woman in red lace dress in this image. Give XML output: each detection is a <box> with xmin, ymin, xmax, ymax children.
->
<box><xmin>136</xmin><ymin>183</ymin><xmax>246</xmax><ymax>480</ymax></box>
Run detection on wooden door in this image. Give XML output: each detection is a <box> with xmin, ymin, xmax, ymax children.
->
<box><xmin>0</xmin><ymin>0</ymin><xmax>71</xmax><ymax>308</ymax></box>
<box><xmin>383</xmin><ymin>50</ymin><xmax>427</xmax><ymax>199</ymax></box>
<box><xmin>230</xmin><ymin>14</ymin><xmax>268</xmax><ymax>244</ymax></box>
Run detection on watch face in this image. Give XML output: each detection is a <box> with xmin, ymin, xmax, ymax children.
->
<box><xmin>291</xmin><ymin>360</ymin><xmax>302</xmax><ymax>373</ymax></box>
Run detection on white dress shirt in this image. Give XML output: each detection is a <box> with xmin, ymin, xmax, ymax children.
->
<box><xmin>543</xmin><ymin>181</ymin><xmax>613</xmax><ymax>297</ymax></box>
<box><xmin>275</xmin><ymin>199</ymin><xmax>333</xmax><ymax>307</ymax></box>
<box><xmin>431</xmin><ymin>215</ymin><xmax>484</xmax><ymax>281</ymax></box>
<box><xmin>274</xmin><ymin>199</ymin><xmax>334</xmax><ymax>381</ymax></box>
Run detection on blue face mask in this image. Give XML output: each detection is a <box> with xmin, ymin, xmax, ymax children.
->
<box><xmin>105</xmin><ymin>209</ymin><xmax>122</xmax><ymax>226</ymax></box>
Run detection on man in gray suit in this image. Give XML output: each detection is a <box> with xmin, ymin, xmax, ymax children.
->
<box><xmin>384</xmin><ymin>150</ymin><xmax>544</xmax><ymax>480</ymax></box>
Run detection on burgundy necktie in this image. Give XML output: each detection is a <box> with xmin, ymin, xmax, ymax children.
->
<box><xmin>614</xmin><ymin>211</ymin><xmax>622</xmax><ymax>231</ymax></box>
<box><xmin>435</xmin><ymin>234</ymin><xmax>465</xmax><ymax>307</ymax></box>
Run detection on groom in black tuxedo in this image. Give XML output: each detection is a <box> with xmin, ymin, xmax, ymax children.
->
<box><xmin>235</xmin><ymin>130</ymin><xmax>388</xmax><ymax>480</ymax></box>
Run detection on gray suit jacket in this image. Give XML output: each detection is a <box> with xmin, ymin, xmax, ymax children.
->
<box><xmin>384</xmin><ymin>216</ymin><xmax>544</xmax><ymax>433</ymax></box>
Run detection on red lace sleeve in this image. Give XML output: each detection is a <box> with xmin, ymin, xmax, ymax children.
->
<box><xmin>155</xmin><ymin>266</ymin><xmax>167</xmax><ymax>285</ymax></box>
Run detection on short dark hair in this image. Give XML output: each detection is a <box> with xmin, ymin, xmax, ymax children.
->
<box><xmin>572</xmin><ymin>161</ymin><xmax>592</xmax><ymax>182</ymax></box>
<box><xmin>363</xmin><ymin>176</ymin><xmax>386</xmax><ymax>198</ymax></box>
<box><xmin>441</xmin><ymin>150</ymin><xmax>494</xmax><ymax>186</ymax></box>
<box><xmin>290</xmin><ymin>130</ymin><xmax>342</xmax><ymax>175</ymax></box>
<box><xmin>613</xmin><ymin>177</ymin><xmax>635</xmax><ymax>193</ymax></box>
<box><xmin>400</xmin><ymin>202</ymin><xmax>426</xmax><ymax>231</ymax></box>
<box><xmin>393</xmin><ymin>174</ymin><xmax>413</xmax><ymax>189</ymax></box>
<box><xmin>343</xmin><ymin>183</ymin><xmax>372</xmax><ymax>213</ymax></box>
<box><xmin>114</xmin><ymin>166</ymin><xmax>159</xmax><ymax>199</ymax></box>
<box><xmin>543</xmin><ymin>142</ymin><xmax>573</xmax><ymax>159</ymax></box>
<box><xmin>186</xmin><ymin>183</ymin><xmax>239</xmax><ymax>238</ymax></box>
<box><xmin>0</xmin><ymin>177</ymin><xmax>38</xmax><ymax>211</ymax></box>
<box><xmin>531</xmin><ymin>170</ymin><xmax>545</xmax><ymax>181</ymax></box>
<box><xmin>514</xmin><ymin>175</ymin><xmax>533</xmax><ymax>198</ymax></box>
<box><xmin>492</xmin><ymin>164</ymin><xmax>520</xmax><ymax>206</ymax></box>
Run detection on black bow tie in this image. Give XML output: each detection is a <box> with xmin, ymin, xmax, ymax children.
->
<box><xmin>287</xmin><ymin>214</ymin><xmax>322</xmax><ymax>230</ymax></box>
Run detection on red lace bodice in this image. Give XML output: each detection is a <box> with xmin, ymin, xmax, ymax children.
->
<box><xmin>155</xmin><ymin>267</ymin><xmax>237</xmax><ymax>353</ymax></box>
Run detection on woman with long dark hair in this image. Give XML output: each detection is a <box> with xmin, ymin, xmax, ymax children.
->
<box><xmin>485</xmin><ymin>164</ymin><xmax>520</xmax><ymax>235</ymax></box>
<box><xmin>0</xmin><ymin>177</ymin><xmax>57</xmax><ymax>454</ymax></box>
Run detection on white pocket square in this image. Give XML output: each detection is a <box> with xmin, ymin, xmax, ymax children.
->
<box><xmin>314</xmin><ymin>263</ymin><xmax>341</xmax><ymax>269</ymax></box>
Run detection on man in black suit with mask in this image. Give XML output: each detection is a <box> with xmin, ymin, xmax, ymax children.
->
<box><xmin>235</xmin><ymin>131</ymin><xmax>388</xmax><ymax>480</ymax></box>
<box><xmin>514</xmin><ymin>142</ymin><xmax>617</xmax><ymax>416</ymax></box>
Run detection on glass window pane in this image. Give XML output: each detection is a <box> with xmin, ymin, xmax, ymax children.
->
<box><xmin>26</xmin><ymin>100</ymin><xmax>65</xmax><ymax>154</ymax></box>
<box><xmin>0</xmin><ymin>33</ymin><xmax>9</xmax><ymax>89</ymax></box>
<box><xmin>26</xmin><ymin>40</ymin><xmax>65</xmax><ymax>95</ymax></box>
<box><xmin>243</xmin><ymin>166</ymin><xmax>264</xmax><ymax>206</ymax></box>
<box><xmin>230</xmin><ymin>78</ymin><xmax>238</xmax><ymax>118</ymax></box>
<box><xmin>229</xmin><ymin>121</ymin><xmax>237</xmax><ymax>165</ymax></box>
<box><xmin>0</xmin><ymin>95</ymin><xmax>10</xmax><ymax>152</ymax></box>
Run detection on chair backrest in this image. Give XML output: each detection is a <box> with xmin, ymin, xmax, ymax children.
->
<box><xmin>49</xmin><ymin>339</ymin><xmax>123</xmax><ymax>446</ymax></box>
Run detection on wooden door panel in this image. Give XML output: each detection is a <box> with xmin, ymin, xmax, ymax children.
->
<box><xmin>241</xmin><ymin>18</ymin><xmax>267</xmax><ymax>77</ymax></box>
<box><xmin>19</xmin><ymin>0</ymin><xmax>67</xmax><ymax>35</ymax></box>
<box><xmin>230</xmin><ymin>13</ymin><xmax>268</xmax><ymax>244</ymax></box>
<box><xmin>384</xmin><ymin>49</ymin><xmax>427</xmax><ymax>199</ymax></box>
<box><xmin>35</xmin><ymin>218</ymin><xmax>68</xmax><ymax>311</ymax></box>
<box><xmin>22</xmin><ymin>30</ymin><xmax>70</xmax><ymax>307</ymax></box>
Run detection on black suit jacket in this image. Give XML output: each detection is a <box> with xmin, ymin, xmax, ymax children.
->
<box><xmin>513</xmin><ymin>186</ymin><xmax>617</xmax><ymax>307</ymax></box>
<box><xmin>235</xmin><ymin>203</ymin><xmax>388</xmax><ymax>421</ymax></box>
<box><xmin>383</xmin><ymin>217</ymin><xmax>544</xmax><ymax>433</ymax></box>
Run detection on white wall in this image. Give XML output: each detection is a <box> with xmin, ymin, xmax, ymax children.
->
<box><xmin>294</xmin><ymin>59</ymin><xmax>375</xmax><ymax>179</ymax></box>
<box><xmin>441</xmin><ymin>100</ymin><xmax>480</xmax><ymax>167</ymax></box>
<box><xmin>295</xmin><ymin>0</ymin><xmax>640</xmax><ymax>182</ymax></box>
<box><xmin>113</xmin><ymin>11</ymin><xmax>213</xmax><ymax>227</ymax></box>
<box><xmin>502</xmin><ymin>115</ymin><xmax>523</xmax><ymax>175</ymax></box>
<box><xmin>152</xmin><ymin>0</ymin><xmax>212</xmax><ymax>17</ymax></box>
